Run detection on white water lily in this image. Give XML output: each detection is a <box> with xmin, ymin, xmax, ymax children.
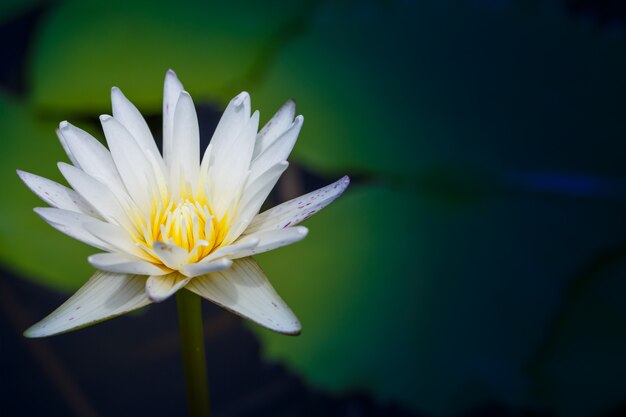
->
<box><xmin>19</xmin><ymin>70</ymin><xmax>349</xmax><ymax>338</ymax></box>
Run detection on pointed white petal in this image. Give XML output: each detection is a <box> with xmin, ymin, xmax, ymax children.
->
<box><xmin>83</xmin><ymin>221</ymin><xmax>147</xmax><ymax>259</ymax></box>
<box><xmin>17</xmin><ymin>170</ymin><xmax>100</xmax><ymax>218</ymax></box>
<box><xmin>169</xmin><ymin>91</ymin><xmax>200</xmax><ymax>196</ymax></box>
<box><xmin>100</xmin><ymin>115</ymin><xmax>156</xmax><ymax>211</ymax></box>
<box><xmin>224</xmin><ymin>161</ymin><xmax>288</xmax><ymax>243</ymax></box>
<box><xmin>186</xmin><ymin>258</ymin><xmax>300</xmax><ymax>335</ymax></box>
<box><xmin>245</xmin><ymin>176</ymin><xmax>350</xmax><ymax>234</ymax></box>
<box><xmin>34</xmin><ymin>208</ymin><xmax>113</xmax><ymax>251</ymax></box>
<box><xmin>248</xmin><ymin>115</ymin><xmax>303</xmax><ymax>184</ymax></box>
<box><xmin>88</xmin><ymin>253</ymin><xmax>168</xmax><ymax>275</ymax></box>
<box><xmin>198</xmin><ymin>92</ymin><xmax>251</xmax><ymax>206</ymax></box>
<box><xmin>110</xmin><ymin>86</ymin><xmax>165</xmax><ymax>173</ymax></box>
<box><xmin>204</xmin><ymin>92</ymin><xmax>251</xmax><ymax>163</ymax></box>
<box><xmin>229</xmin><ymin>227</ymin><xmax>307</xmax><ymax>259</ymax></box>
<box><xmin>56</xmin><ymin>128</ymin><xmax>81</xmax><ymax>168</ymax></box>
<box><xmin>253</xmin><ymin>99</ymin><xmax>296</xmax><ymax>159</ymax></box>
<box><xmin>24</xmin><ymin>271</ymin><xmax>150</xmax><ymax>338</ymax></box>
<box><xmin>58</xmin><ymin>121</ymin><xmax>126</xmax><ymax>197</ymax></box>
<box><xmin>241</xmin><ymin>162</ymin><xmax>289</xmax><ymax>206</ymax></box>
<box><xmin>152</xmin><ymin>241</ymin><xmax>188</xmax><ymax>270</ymax></box>
<box><xmin>58</xmin><ymin>162</ymin><xmax>133</xmax><ymax>230</ymax></box>
<box><xmin>179</xmin><ymin>257</ymin><xmax>233</xmax><ymax>279</ymax></box>
<box><xmin>209</xmin><ymin>110</ymin><xmax>259</xmax><ymax>217</ymax></box>
<box><xmin>163</xmin><ymin>69</ymin><xmax>184</xmax><ymax>168</ymax></box>
<box><xmin>146</xmin><ymin>272</ymin><xmax>191</xmax><ymax>302</ymax></box>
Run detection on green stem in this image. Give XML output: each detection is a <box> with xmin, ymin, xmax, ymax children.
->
<box><xmin>176</xmin><ymin>289</ymin><xmax>211</xmax><ymax>417</ymax></box>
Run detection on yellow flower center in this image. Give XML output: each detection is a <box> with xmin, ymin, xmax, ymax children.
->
<box><xmin>134</xmin><ymin>197</ymin><xmax>231</xmax><ymax>265</ymax></box>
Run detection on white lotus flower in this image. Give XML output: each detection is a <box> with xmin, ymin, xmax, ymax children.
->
<box><xmin>19</xmin><ymin>70</ymin><xmax>349</xmax><ymax>338</ymax></box>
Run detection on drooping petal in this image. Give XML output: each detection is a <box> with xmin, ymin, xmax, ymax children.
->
<box><xmin>110</xmin><ymin>86</ymin><xmax>165</xmax><ymax>174</ymax></box>
<box><xmin>179</xmin><ymin>257</ymin><xmax>232</xmax><ymax>279</ymax></box>
<box><xmin>34</xmin><ymin>208</ymin><xmax>114</xmax><ymax>252</ymax></box>
<box><xmin>17</xmin><ymin>170</ymin><xmax>100</xmax><ymax>218</ymax></box>
<box><xmin>186</xmin><ymin>257</ymin><xmax>300</xmax><ymax>335</ymax></box>
<box><xmin>88</xmin><ymin>253</ymin><xmax>169</xmax><ymax>275</ymax></box>
<box><xmin>100</xmin><ymin>115</ymin><xmax>156</xmax><ymax>212</ymax></box>
<box><xmin>145</xmin><ymin>272</ymin><xmax>191</xmax><ymax>302</ymax></box>
<box><xmin>152</xmin><ymin>241</ymin><xmax>188</xmax><ymax>270</ymax></box>
<box><xmin>162</xmin><ymin>69</ymin><xmax>184</xmax><ymax>168</ymax></box>
<box><xmin>169</xmin><ymin>91</ymin><xmax>200</xmax><ymax>196</ymax></box>
<box><xmin>58</xmin><ymin>121</ymin><xmax>126</xmax><ymax>197</ymax></box>
<box><xmin>228</xmin><ymin>227</ymin><xmax>308</xmax><ymax>259</ymax></box>
<box><xmin>252</xmin><ymin>99</ymin><xmax>296</xmax><ymax>159</ymax></box>
<box><xmin>57</xmin><ymin>162</ymin><xmax>133</xmax><ymax>230</ymax></box>
<box><xmin>248</xmin><ymin>115</ymin><xmax>302</xmax><ymax>184</ymax></box>
<box><xmin>24</xmin><ymin>271</ymin><xmax>150</xmax><ymax>338</ymax></box>
<box><xmin>245</xmin><ymin>176</ymin><xmax>350</xmax><ymax>234</ymax></box>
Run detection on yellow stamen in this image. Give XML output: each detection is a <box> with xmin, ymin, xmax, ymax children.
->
<box><xmin>133</xmin><ymin>195</ymin><xmax>231</xmax><ymax>265</ymax></box>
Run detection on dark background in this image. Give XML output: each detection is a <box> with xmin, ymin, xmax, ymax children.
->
<box><xmin>1</xmin><ymin>1</ymin><xmax>626</xmax><ymax>416</ymax></box>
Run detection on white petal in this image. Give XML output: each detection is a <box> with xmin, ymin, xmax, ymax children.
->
<box><xmin>152</xmin><ymin>241</ymin><xmax>188</xmax><ymax>270</ymax></box>
<box><xmin>58</xmin><ymin>121</ymin><xmax>126</xmax><ymax>197</ymax></box>
<box><xmin>245</xmin><ymin>176</ymin><xmax>350</xmax><ymax>234</ymax></box>
<box><xmin>186</xmin><ymin>257</ymin><xmax>300</xmax><ymax>335</ymax></box>
<box><xmin>229</xmin><ymin>227</ymin><xmax>308</xmax><ymax>259</ymax></box>
<box><xmin>24</xmin><ymin>271</ymin><xmax>150</xmax><ymax>338</ymax></box>
<box><xmin>209</xmin><ymin>110</ymin><xmax>259</xmax><ymax>217</ymax></box>
<box><xmin>224</xmin><ymin>161</ymin><xmax>288</xmax><ymax>243</ymax></box>
<box><xmin>58</xmin><ymin>162</ymin><xmax>133</xmax><ymax>230</ymax></box>
<box><xmin>34</xmin><ymin>207</ymin><xmax>113</xmax><ymax>252</ymax></box>
<box><xmin>198</xmin><ymin>92</ymin><xmax>251</xmax><ymax>203</ymax></box>
<box><xmin>179</xmin><ymin>257</ymin><xmax>233</xmax><ymax>279</ymax></box>
<box><xmin>162</xmin><ymin>69</ymin><xmax>184</xmax><ymax>168</ymax></box>
<box><xmin>110</xmin><ymin>86</ymin><xmax>165</xmax><ymax>174</ymax></box>
<box><xmin>100</xmin><ymin>115</ymin><xmax>156</xmax><ymax>211</ymax></box>
<box><xmin>253</xmin><ymin>99</ymin><xmax>296</xmax><ymax>159</ymax></box>
<box><xmin>83</xmin><ymin>221</ymin><xmax>147</xmax><ymax>259</ymax></box>
<box><xmin>248</xmin><ymin>115</ymin><xmax>303</xmax><ymax>184</ymax></box>
<box><xmin>169</xmin><ymin>91</ymin><xmax>200</xmax><ymax>196</ymax></box>
<box><xmin>88</xmin><ymin>253</ymin><xmax>168</xmax><ymax>275</ymax></box>
<box><xmin>180</xmin><ymin>239</ymin><xmax>257</xmax><ymax>278</ymax></box>
<box><xmin>208</xmin><ymin>238</ymin><xmax>260</xmax><ymax>261</ymax></box>
<box><xmin>17</xmin><ymin>170</ymin><xmax>100</xmax><ymax>218</ymax></box>
<box><xmin>56</xmin><ymin>128</ymin><xmax>81</xmax><ymax>168</ymax></box>
<box><xmin>204</xmin><ymin>92</ymin><xmax>251</xmax><ymax>164</ymax></box>
<box><xmin>146</xmin><ymin>272</ymin><xmax>191</xmax><ymax>302</ymax></box>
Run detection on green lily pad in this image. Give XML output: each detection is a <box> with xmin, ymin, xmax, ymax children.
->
<box><xmin>0</xmin><ymin>92</ymin><xmax>94</xmax><ymax>291</ymax></box>
<box><xmin>29</xmin><ymin>0</ymin><xmax>308</xmax><ymax>115</ymax></box>
<box><xmin>529</xmin><ymin>250</ymin><xmax>626</xmax><ymax>417</ymax></box>
<box><xmin>252</xmin><ymin>2</ymin><xmax>626</xmax><ymax>178</ymax></box>
<box><xmin>0</xmin><ymin>0</ymin><xmax>46</xmax><ymax>23</ymax></box>
<box><xmin>253</xmin><ymin>183</ymin><xmax>626</xmax><ymax>414</ymax></box>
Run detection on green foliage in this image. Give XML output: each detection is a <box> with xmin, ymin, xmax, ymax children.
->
<box><xmin>255</xmin><ymin>186</ymin><xmax>425</xmax><ymax>409</ymax></box>
<box><xmin>30</xmin><ymin>0</ymin><xmax>308</xmax><ymax>114</ymax></box>
<box><xmin>529</xmin><ymin>248</ymin><xmax>626</xmax><ymax>417</ymax></box>
<box><xmin>253</xmin><ymin>2</ymin><xmax>626</xmax><ymax>178</ymax></box>
<box><xmin>0</xmin><ymin>0</ymin><xmax>46</xmax><ymax>23</ymax></box>
<box><xmin>255</xmin><ymin>182</ymin><xmax>626</xmax><ymax>414</ymax></box>
<box><xmin>0</xmin><ymin>93</ymin><xmax>93</xmax><ymax>290</ymax></box>
<box><xmin>249</xmin><ymin>3</ymin><xmax>626</xmax><ymax>413</ymax></box>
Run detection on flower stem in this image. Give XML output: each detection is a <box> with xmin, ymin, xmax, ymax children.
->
<box><xmin>176</xmin><ymin>289</ymin><xmax>211</xmax><ymax>417</ymax></box>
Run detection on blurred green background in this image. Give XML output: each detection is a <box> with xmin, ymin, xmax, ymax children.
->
<box><xmin>1</xmin><ymin>1</ymin><xmax>626</xmax><ymax>416</ymax></box>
